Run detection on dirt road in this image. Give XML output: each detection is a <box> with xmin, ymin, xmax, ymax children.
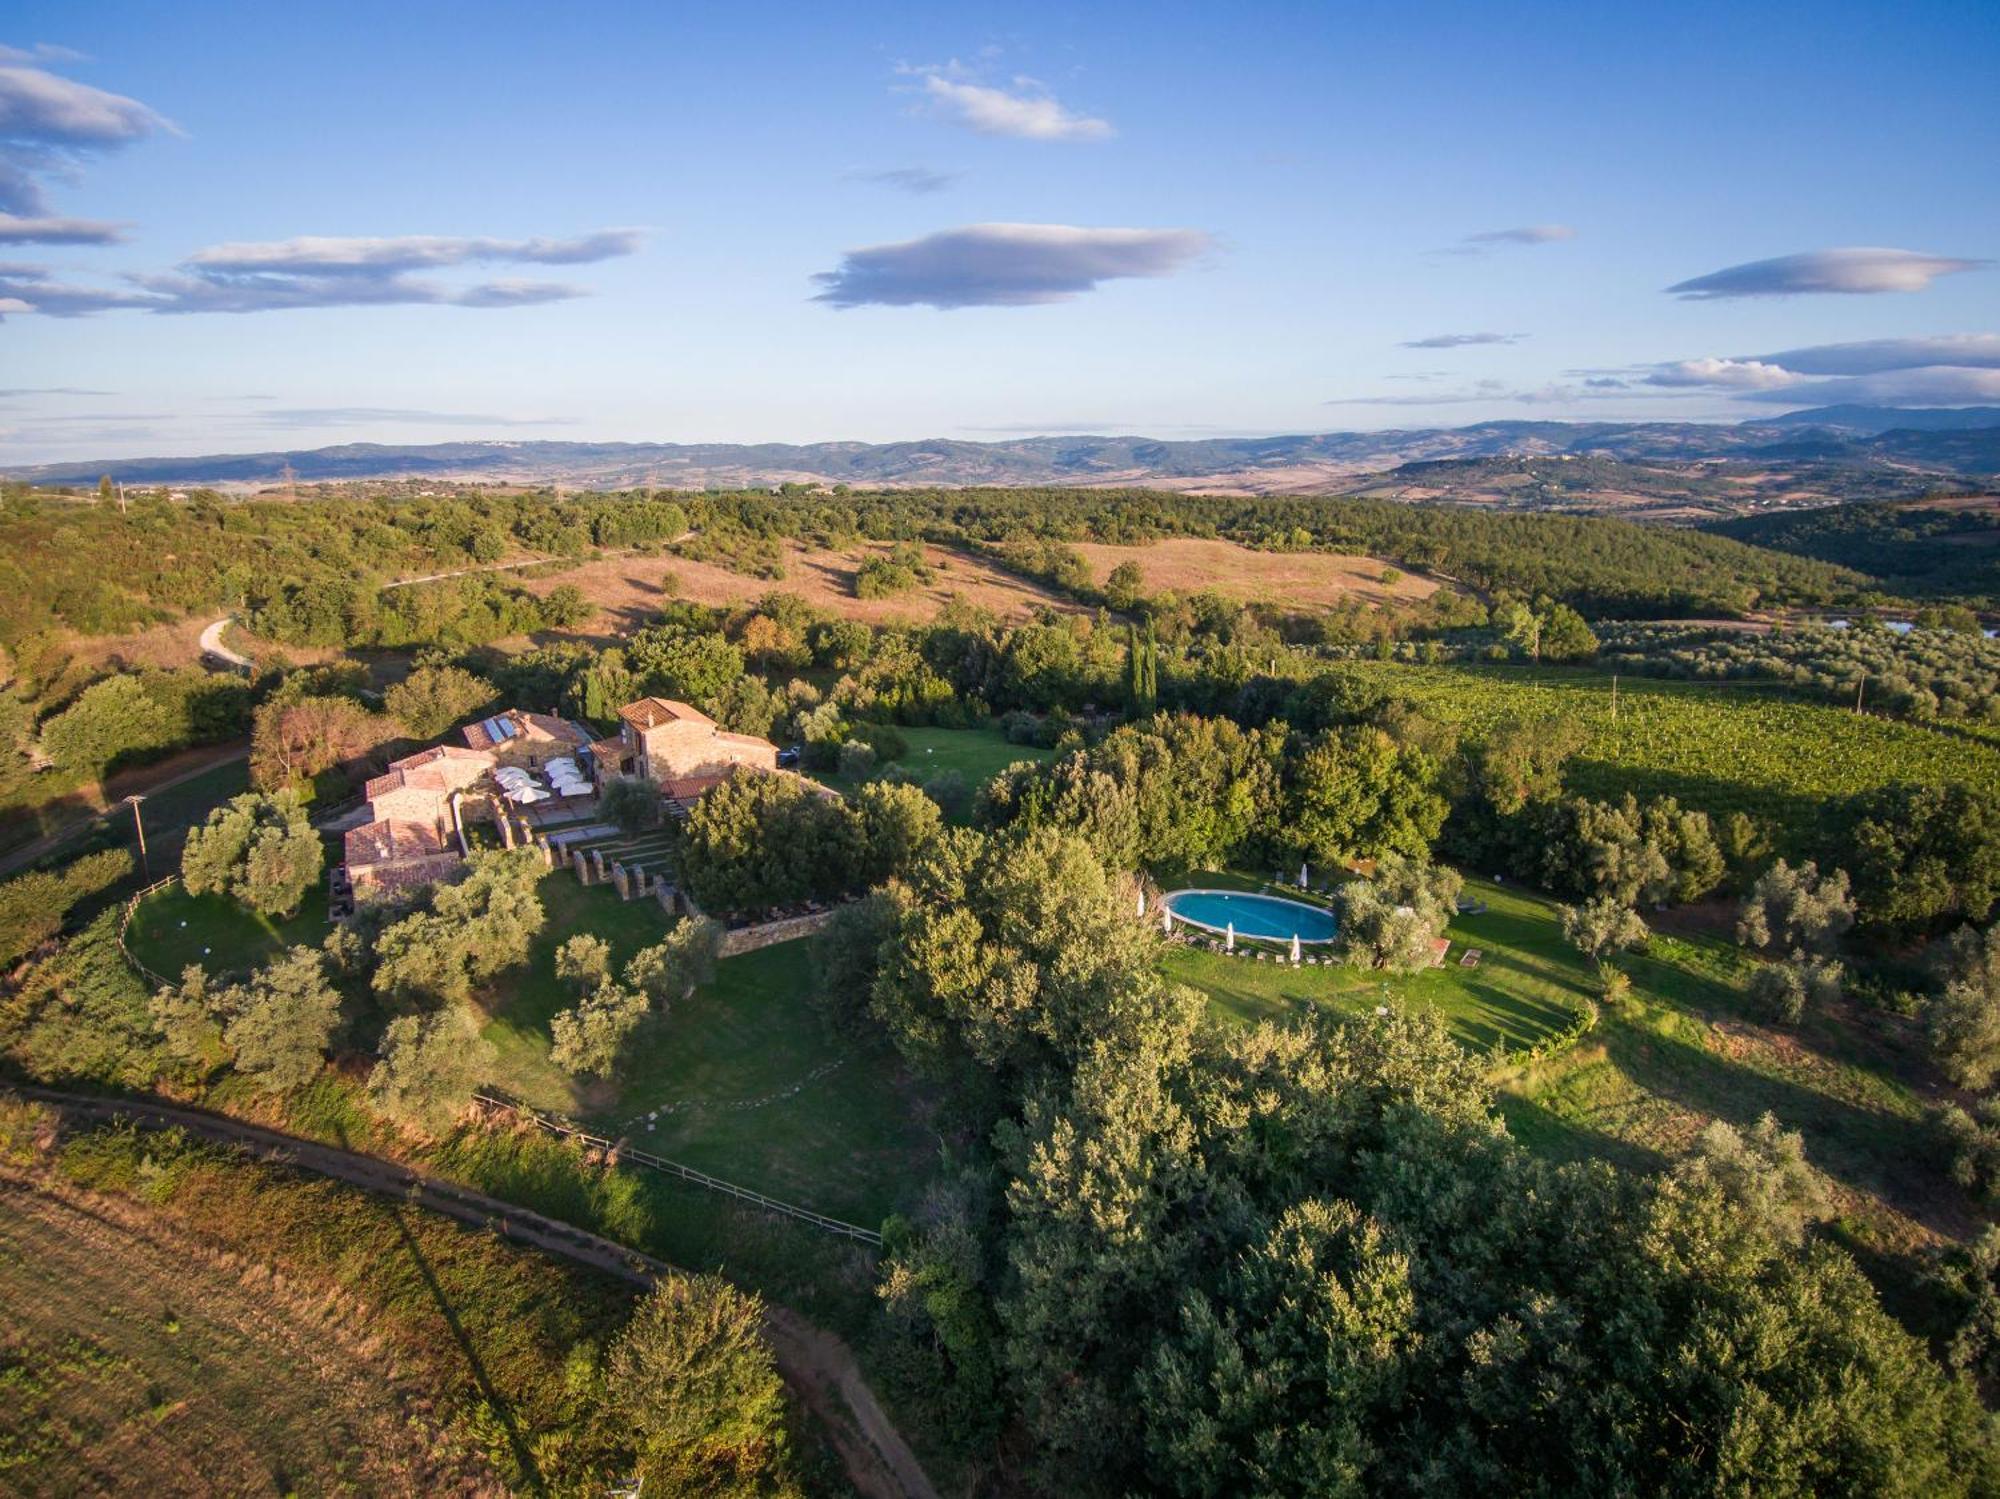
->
<box><xmin>15</xmin><ymin>1086</ymin><xmax>938</xmax><ymax>1499</ymax></box>
<box><xmin>197</xmin><ymin>615</ymin><xmax>255</xmax><ymax>669</ymax></box>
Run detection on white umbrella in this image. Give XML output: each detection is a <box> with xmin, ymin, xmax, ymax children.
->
<box><xmin>1136</xmin><ymin>889</ymin><xmax>1146</xmax><ymax>918</ymax></box>
<box><xmin>1299</xmin><ymin>862</ymin><xmax>1309</xmax><ymax>889</ymax></box>
<box><xmin>1225</xmin><ymin>922</ymin><xmax>1235</xmax><ymax>952</ymax></box>
<box><xmin>1161</xmin><ymin>907</ymin><xmax>1173</xmax><ymax>934</ymax></box>
<box><xmin>1291</xmin><ymin>933</ymin><xmax>1301</xmax><ymax>964</ymax></box>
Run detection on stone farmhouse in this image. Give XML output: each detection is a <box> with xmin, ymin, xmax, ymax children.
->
<box><xmin>591</xmin><ymin>696</ymin><xmax>778</xmax><ymax>804</ymax></box>
<box><xmin>461</xmin><ymin>707</ymin><xmax>593</xmax><ymax>770</ymax></box>
<box><xmin>342</xmin><ymin>743</ymin><xmax>493</xmax><ymax>901</ymax></box>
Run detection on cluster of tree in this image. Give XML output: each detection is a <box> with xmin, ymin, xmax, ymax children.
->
<box><xmin>982</xmin><ymin>710</ymin><xmax>1446</xmax><ymax>878</ymax></box>
<box><xmin>1333</xmin><ymin>853</ymin><xmax>1463</xmax><ymax>971</ymax></box>
<box><xmin>546</xmin><ymin>919</ymin><xmax>721</xmax><ymax>1079</ymax></box>
<box><xmin>820</xmin><ymin>822</ymin><xmax>1996</xmax><ymax>1493</ymax></box>
<box><xmin>151</xmin><ymin>946</ymin><xmax>342</xmax><ymax>1094</ymax></box>
<box><xmin>181</xmin><ymin>789</ymin><xmax>324</xmax><ymax>917</ymax></box>
<box><xmin>37</xmin><ymin>668</ymin><xmax>251</xmax><ymax>777</ymax></box>
<box><xmin>1712</xmin><ymin>500</ymin><xmax>1999</xmax><ymax>610</ymax></box>
<box><xmin>677</xmin><ymin>775</ymin><xmax>944</xmax><ymax>918</ymax></box>
<box><xmin>1598</xmin><ymin>620</ymin><xmax>2000</xmax><ymax>727</ymax></box>
<box><xmin>0</xmin><ymin>483</ymin><xmax>682</xmax><ymax>655</ymax></box>
<box><xmin>853</xmin><ymin>541</ymin><xmax>936</xmax><ymax>599</ymax></box>
<box><xmin>0</xmin><ymin>848</ymin><xmax>132</xmax><ymax>967</ymax></box>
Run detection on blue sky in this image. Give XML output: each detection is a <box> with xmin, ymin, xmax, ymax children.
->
<box><xmin>2</xmin><ymin>0</ymin><xmax>1997</xmax><ymax>462</ymax></box>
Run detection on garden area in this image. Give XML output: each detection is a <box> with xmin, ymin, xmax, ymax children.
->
<box><xmin>1161</xmin><ymin>865</ymin><xmax>1965</xmax><ymax>1299</ymax></box>
<box><xmin>1163</xmin><ymin>875</ymin><xmax>1593</xmax><ymax>1054</ymax></box>
<box><xmin>124</xmin><ymin>879</ymin><xmax>331</xmax><ymax>981</ymax></box>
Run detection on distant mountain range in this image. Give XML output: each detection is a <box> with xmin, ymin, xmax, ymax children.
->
<box><xmin>9</xmin><ymin>406</ymin><xmax>1999</xmax><ymax>499</ymax></box>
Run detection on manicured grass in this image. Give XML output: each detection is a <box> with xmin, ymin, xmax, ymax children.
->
<box><xmin>124</xmin><ymin>882</ymin><xmax>331</xmax><ymax>982</ymax></box>
<box><xmin>480</xmin><ymin>872</ymin><xmax>677</xmax><ymax>1113</ymax></box>
<box><xmin>824</xmin><ymin>725</ymin><xmax>1057</xmax><ymax>814</ymax></box>
<box><xmin>481</xmin><ymin>876</ymin><xmax>936</xmax><ymax>1229</ymax></box>
<box><xmin>1164</xmin><ymin>876</ymin><xmax>1587</xmax><ymax>1054</ymax></box>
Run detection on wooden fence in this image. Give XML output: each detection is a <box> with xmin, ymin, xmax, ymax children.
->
<box><xmin>473</xmin><ymin>1092</ymin><xmax>883</xmax><ymax>1247</ymax></box>
<box><xmin>117</xmin><ymin>875</ymin><xmax>181</xmax><ymax>990</ymax></box>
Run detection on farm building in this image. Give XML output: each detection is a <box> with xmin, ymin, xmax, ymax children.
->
<box><xmin>344</xmin><ymin>743</ymin><xmax>495</xmax><ymax>902</ymax></box>
<box><xmin>594</xmin><ymin>696</ymin><xmax>778</xmax><ymax>800</ymax></box>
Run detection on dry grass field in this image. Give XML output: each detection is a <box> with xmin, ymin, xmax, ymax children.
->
<box><xmin>0</xmin><ymin>1179</ymin><xmax>490</xmax><ymax>1496</ymax></box>
<box><xmin>1071</xmin><ymin>537</ymin><xmax>1438</xmax><ymax>609</ymax></box>
<box><xmin>517</xmin><ymin>539</ymin><xmax>1081</xmax><ymax>634</ymax></box>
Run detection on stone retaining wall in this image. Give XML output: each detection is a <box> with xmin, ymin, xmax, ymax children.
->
<box><xmin>718</xmin><ymin>908</ymin><xmax>838</xmax><ymax>958</ymax></box>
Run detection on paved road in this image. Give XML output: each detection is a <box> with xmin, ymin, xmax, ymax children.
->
<box><xmin>12</xmin><ymin>1086</ymin><xmax>937</xmax><ymax>1499</ymax></box>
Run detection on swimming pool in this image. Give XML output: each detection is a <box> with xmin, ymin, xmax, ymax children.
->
<box><xmin>1161</xmin><ymin>888</ymin><xmax>1337</xmax><ymax>943</ymax></box>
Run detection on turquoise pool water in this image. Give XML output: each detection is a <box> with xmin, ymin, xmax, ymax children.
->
<box><xmin>1162</xmin><ymin>889</ymin><xmax>1337</xmax><ymax>943</ymax></box>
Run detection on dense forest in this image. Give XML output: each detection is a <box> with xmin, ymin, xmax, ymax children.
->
<box><xmin>1711</xmin><ymin>499</ymin><xmax>2000</xmax><ymax>609</ymax></box>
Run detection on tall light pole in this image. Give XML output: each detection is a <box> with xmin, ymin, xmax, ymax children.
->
<box><xmin>125</xmin><ymin>794</ymin><xmax>149</xmax><ymax>882</ymax></box>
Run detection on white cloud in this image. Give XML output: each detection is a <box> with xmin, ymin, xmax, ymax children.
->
<box><xmin>812</xmin><ymin>222</ymin><xmax>1210</xmax><ymax>309</ymax></box>
<box><xmin>0</xmin><ymin>227</ymin><xmax>644</xmax><ymax>317</ymax></box>
<box><xmin>0</xmin><ymin>60</ymin><xmax>174</xmax><ymax>214</ymax></box>
<box><xmin>916</xmin><ymin>70</ymin><xmax>1112</xmax><ymax>142</ymax></box>
<box><xmin>847</xmin><ymin>165</ymin><xmax>961</xmax><ymax>195</ymax></box>
<box><xmin>1750</xmin><ymin>334</ymin><xmax>2000</xmax><ymax>375</ymax></box>
<box><xmin>0</xmin><ymin>210</ymin><xmax>124</xmax><ymax>243</ymax></box>
<box><xmin>1399</xmin><ymin>331</ymin><xmax>1526</xmax><ymax>348</ymax></box>
<box><xmin>1464</xmin><ymin>224</ymin><xmax>1574</xmax><ymax>246</ymax></box>
<box><xmin>1667</xmin><ymin>247</ymin><xmax>1984</xmax><ymax>299</ymax></box>
<box><xmin>1644</xmin><ymin>357</ymin><xmax>1805</xmax><ymax>391</ymax></box>
<box><xmin>185</xmin><ymin>229</ymin><xmax>643</xmax><ymax>274</ymax></box>
<box><xmin>1737</xmin><ymin>367</ymin><xmax>2000</xmax><ymax>406</ymax></box>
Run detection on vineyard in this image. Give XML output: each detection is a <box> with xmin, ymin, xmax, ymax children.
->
<box><xmin>1347</xmin><ymin>662</ymin><xmax>2000</xmax><ymax>824</ymax></box>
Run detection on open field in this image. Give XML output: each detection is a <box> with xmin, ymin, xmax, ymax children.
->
<box><xmin>124</xmin><ymin>882</ymin><xmax>330</xmax><ymax>982</ymax></box>
<box><xmin>1346</xmin><ymin>661</ymin><xmax>2000</xmax><ymax>825</ymax></box>
<box><xmin>822</xmin><ymin>724</ymin><xmax>1058</xmax><ymax>810</ymax></box>
<box><xmin>0</xmin><ymin>1174</ymin><xmax>500</xmax><ymax>1495</ymax></box>
<box><xmin>517</xmin><ymin>539</ymin><xmax>1081</xmax><ymax>634</ymax></box>
<box><xmin>480</xmin><ymin>879</ymin><xmax>936</xmax><ymax>1229</ymax></box>
<box><xmin>1072</xmin><ymin>536</ymin><xmax>1437</xmax><ymax>609</ymax></box>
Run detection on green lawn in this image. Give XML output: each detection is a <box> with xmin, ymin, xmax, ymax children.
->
<box><xmin>1164</xmin><ymin>876</ymin><xmax>1588</xmax><ymax>1054</ymax></box>
<box><xmin>823</xmin><ymin>725</ymin><xmax>1057</xmax><ymax>816</ymax></box>
<box><xmin>124</xmin><ymin>882</ymin><xmax>332</xmax><ymax>982</ymax></box>
<box><xmin>481</xmin><ymin>877</ymin><xmax>936</xmax><ymax>1228</ymax></box>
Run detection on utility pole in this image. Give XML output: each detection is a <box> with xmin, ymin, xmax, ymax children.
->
<box><xmin>125</xmin><ymin>794</ymin><xmax>149</xmax><ymax>882</ymax></box>
<box><xmin>1855</xmin><ymin>675</ymin><xmax>1865</xmax><ymax>715</ymax></box>
<box><xmin>1610</xmin><ymin>673</ymin><xmax>1618</xmax><ymax>724</ymax></box>
<box><xmin>116</xmin><ymin>481</ymin><xmax>128</xmax><ymax>516</ymax></box>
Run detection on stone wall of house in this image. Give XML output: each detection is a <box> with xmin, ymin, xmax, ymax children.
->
<box><xmin>717</xmin><ymin>908</ymin><xmax>838</xmax><ymax>957</ymax></box>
